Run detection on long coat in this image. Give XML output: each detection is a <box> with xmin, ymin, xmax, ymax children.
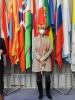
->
<box><xmin>32</xmin><ymin>35</ymin><xmax>52</xmax><ymax>72</ymax></box>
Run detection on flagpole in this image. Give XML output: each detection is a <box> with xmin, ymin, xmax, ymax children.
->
<box><xmin>4</xmin><ymin>63</ymin><xmax>21</xmax><ymax>95</ymax></box>
<box><xmin>53</xmin><ymin>63</ymin><xmax>73</xmax><ymax>95</ymax></box>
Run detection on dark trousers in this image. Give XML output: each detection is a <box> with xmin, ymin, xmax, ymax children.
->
<box><xmin>0</xmin><ymin>63</ymin><xmax>4</xmax><ymax>94</ymax></box>
<box><xmin>36</xmin><ymin>72</ymin><xmax>51</xmax><ymax>95</ymax></box>
<box><xmin>36</xmin><ymin>72</ymin><xmax>51</xmax><ymax>83</ymax></box>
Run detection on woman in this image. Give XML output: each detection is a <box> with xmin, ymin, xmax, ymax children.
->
<box><xmin>0</xmin><ymin>37</ymin><xmax>6</xmax><ymax>100</ymax></box>
<box><xmin>32</xmin><ymin>24</ymin><xmax>53</xmax><ymax>99</ymax></box>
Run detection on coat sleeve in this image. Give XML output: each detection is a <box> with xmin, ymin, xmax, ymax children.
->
<box><xmin>44</xmin><ymin>37</ymin><xmax>52</xmax><ymax>60</ymax></box>
<box><xmin>2</xmin><ymin>39</ymin><xmax>6</xmax><ymax>54</ymax></box>
<box><xmin>32</xmin><ymin>37</ymin><xmax>41</xmax><ymax>61</ymax></box>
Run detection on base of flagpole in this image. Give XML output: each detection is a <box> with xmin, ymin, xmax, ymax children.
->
<box><xmin>53</xmin><ymin>88</ymin><xmax>65</xmax><ymax>94</ymax></box>
<box><xmin>65</xmin><ymin>88</ymin><xmax>73</xmax><ymax>95</ymax></box>
<box><xmin>53</xmin><ymin>87</ymin><xmax>73</xmax><ymax>95</ymax></box>
<box><xmin>4</xmin><ymin>88</ymin><xmax>21</xmax><ymax>95</ymax></box>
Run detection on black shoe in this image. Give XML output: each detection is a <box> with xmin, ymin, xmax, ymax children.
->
<box><xmin>38</xmin><ymin>94</ymin><xmax>43</xmax><ymax>99</ymax></box>
<box><xmin>46</xmin><ymin>92</ymin><xmax>52</xmax><ymax>99</ymax></box>
<box><xmin>37</xmin><ymin>81</ymin><xmax>43</xmax><ymax>99</ymax></box>
<box><xmin>45</xmin><ymin>78</ymin><xmax>52</xmax><ymax>99</ymax></box>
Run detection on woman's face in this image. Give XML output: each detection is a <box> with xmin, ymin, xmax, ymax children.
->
<box><xmin>38</xmin><ymin>26</ymin><xmax>46</xmax><ymax>35</ymax></box>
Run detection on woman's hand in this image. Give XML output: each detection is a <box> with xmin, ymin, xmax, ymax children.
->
<box><xmin>39</xmin><ymin>57</ymin><xmax>45</xmax><ymax>62</ymax></box>
<box><xmin>39</xmin><ymin>57</ymin><xmax>46</xmax><ymax>66</ymax></box>
<box><xmin>40</xmin><ymin>61</ymin><xmax>46</xmax><ymax>66</ymax></box>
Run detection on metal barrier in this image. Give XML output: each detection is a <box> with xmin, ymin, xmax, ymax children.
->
<box><xmin>4</xmin><ymin>73</ymin><xmax>75</xmax><ymax>95</ymax></box>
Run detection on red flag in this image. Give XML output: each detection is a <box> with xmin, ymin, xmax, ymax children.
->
<box><xmin>19</xmin><ymin>0</ymin><xmax>26</xmax><ymax>72</ymax></box>
<box><xmin>31</xmin><ymin>0</ymin><xmax>38</xmax><ymax>37</ymax></box>
<box><xmin>1</xmin><ymin>0</ymin><xmax>9</xmax><ymax>57</ymax></box>
<box><xmin>56</xmin><ymin>0</ymin><xmax>64</xmax><ymax>70</ymax></box>
<box><xmin>38</xmin><ymin>0</ymin><xmax>46</xmax><ymax>25</ymax></box>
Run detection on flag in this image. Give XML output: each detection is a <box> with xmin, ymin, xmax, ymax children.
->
<box><xmin>12</xmin><ymin>0</ymin><xmax>19</xmax><ymax>64</ymax></box>
<box><xmin>8</xmin><ymin>0</ymin><xmax>13</xmax><ymax>63</ymax></box>
<box><xmin>43</xmin><ymin>0</ymin><xmax>55</xmax><ymax>48</ymax></box>
<box><xmin>44</xmin><ymin>0</ymin><xmax>50</xmax><ymax>27</ymax></box>
<box><xmin>54</xmin><ymin>0</ymin><xmax>57</xmax><ymax>28</ymax></box>
<box><xmin>71</xmin><ymin>0</ymin><xmax>75</xmax><ymax>71</ymax></box>
<box><xmin>25</xmin><ymin>0</ymin><xmax>32</xmax><ymax>69</ymax></box>
<box><xmin>56</xmin><ymin>0</ymin><xmax>64</xmax><ymax>70</ymax></box>
<box><xmin>1</xmin><ymin>0</ymin><xmax>9</xmax><ymax>57</ymax></box>
<box><xmin>38</xmin><ymin>0</ymin><xmax>46</xmax><ymax>25</ymax></box>
<box><xmin>43</xmin><ymin>0</ymin><xmax>54</xmax><ymax>71</ymax></box>
<box><xmin>49</xmin><ymin>0</ymin><xmax>55</xmax><ymax>71</ymax></box>
<box><xmin>48</xmin><ymin>0</ymin><xmax>55</xmax><ymax>48</ymax></box>
<box><xmin>62</xmin><ymin>0</ymin><xmax>71</xmax><ymax>63</ymax></box>
<box><xmin>31</xmin><ymin>0</ymin><xmax>38</xmax><ymax>37</ymax></box>
<box><xmin>19</xmin><ymin>0</ymin><xmax>26</xmax><ymax>72</ymax></box>
<box><xmin>8</xmin><ymin>0</ymin><xmax>19</xmax><ymax>64</ymax></box>
<box><xmin>49</xmin><ymin>28</ymin><xmax>54</xmax><ymax>71</ymax></box>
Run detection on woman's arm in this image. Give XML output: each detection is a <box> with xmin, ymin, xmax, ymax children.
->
<box><xmin>32</xmin><ymin>38</ymin><xmax>41</xmax><ymax>61</ymax></box>
<box><xmin>40</xmin><ymin>37</ymin><xmax>53</xmax><ymax>61</ymax></box>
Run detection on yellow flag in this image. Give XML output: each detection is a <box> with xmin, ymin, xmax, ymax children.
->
<box><xmin>49</xmin><ymin>27</ymin><xmax>54</xmax><ymax>49</ymax></box>
<box><xmin>72</xmin><ymin>0</ymin><xmax>75</xmax><ymax>24</ymax></box>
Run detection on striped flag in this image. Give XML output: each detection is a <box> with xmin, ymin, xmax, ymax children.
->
<box><xmin>18</xmin><ymin>0</ymin><xmax>26</xmax><ymax>72</ymax></box>
<box><xmin>48</xmin><ymin>0</ymin><xmax>55</xmax><ymax>71</ymax></box>
<box><xmin>1</xmin><ymin>0</ymin><xmax>9</xmax><ymax>57</ymax></box>
<box><xmin>44</xmin><ymin>0</ymin><xmax>54</xmax><ymax>71</ymax></box>
<box><xmin>48</xmin><ymin>0</ymin><xmax>55</xmax><ymax>48</ymax></box>
<box><xmin>44</xmin><ymin>0</ymin><xmax>50</xmax><ymax>27</ymax></box>
<box><xmin>44</xmin><ymin>0</ymin><xmax>55</xmax><ymax>48</ymax></box>
<box><xmin>56</xmin><ymin>0</ymin><xmax>64</xmax><ymax>70</ymax></box>
<box><xmin>62</xmin><ymin>0</ymin><xmax>71</xmax><ymax>63</ymax></box>
<box><xmin>25</xmin><ymin>0</ymin><xmax>32</xmax><ymax>69</ymax></box>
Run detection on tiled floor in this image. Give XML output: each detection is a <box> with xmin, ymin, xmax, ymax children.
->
<box><xmin>5</xmin><ymin>89</ymin><xmax>75</xmax><ymax>100</ymax></box>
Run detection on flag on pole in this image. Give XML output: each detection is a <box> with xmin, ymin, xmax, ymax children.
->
<box><xmin>8</xmin><ymin>0</ymin><xmax>13</xmax><ymax>63</ymax></box>
<box><xmin>62</xmin><ymin>0</ymin><xmax>71</xmax><ymax>63</ymax></box>
<box><xmin>1</xmin><ymin>0</ymin><xmax>9</xmax><ymax>57</ymax></box>
<box><xmin>12</xmin><ymin>0</ymin><xmax>19</xmax><ymax>64</ymax></box>
<box><xmin>71</xmin><ymin>0</ymin><xmax>75</xmax><ymax>71</ymax></box>
<box><xmin>38</xmin><ymin>0</ymin><xmax>46</xmax><ymax>25</ymax></box>
<box><xmin>19</xmin><ymin>0</ymin><xmax>26</xmax><ymax>72</ymax></box>
<box><xmin>49</xmin><ymin>0</ymin><xmax>55</xmax><ymax>27</ymax></box>
<box><xmin>56</xmin><ymin>0</ymin><xmax>64</xmax><ymax>70</ymax></box>
<box><xmin>43</xmin><ymin>0</ymin><xmax>54</xmax><ymax>71</ymax></box>
<box><xmin>31</xmin><ymin>0</ymin><xmax>38</xmax><ymax>37</ymax></box>
<box><xmin>44</xmin><ymin>0</ymin><xmax>50</xmax><ymax>27</ymax></box>
<box><xmin>43</xmin><ymin>0</ymin><xmax>54</xmax><ymax>48</ymax></box>
<box><xmin>48</xmin><ymin>0</ymin><xmax>55</xmax><ymax>71</ymax></box>
<box><xmin>48</xmin><ymin>0</ymin><xmax>55</xmax><ymax>48</ymax></box>
<box><xmin>25</xmin><ymin>0</ymin><xmax>32</xmax><ymax>69</ymax></box>
<box><xmin>8</xmin><ymin>0</ymin><xmax>19</xmax><ymax>64</ymax></box>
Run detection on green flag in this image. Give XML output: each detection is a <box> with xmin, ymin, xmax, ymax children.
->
<box><xmin>25</xmin><ymin>0</ymin><xmax>32</xmax><ymax>69</ymax></box>
<box><xmin>44</xmin><ymin>0</ymin><xmax>51</xmax><ymax>27</ymax></box>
